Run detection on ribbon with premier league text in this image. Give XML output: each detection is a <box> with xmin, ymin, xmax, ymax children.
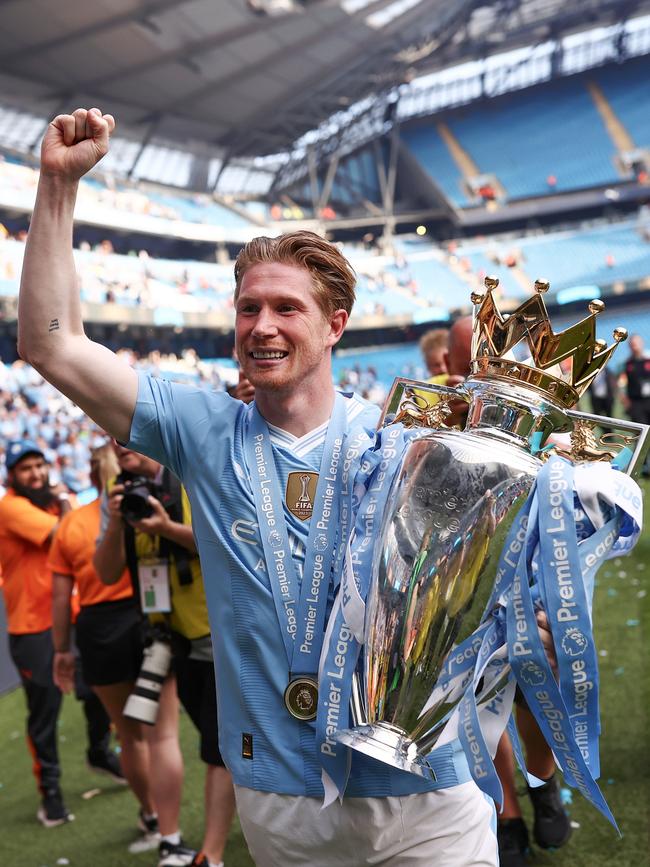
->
<box><xmin>391</xmin><ymin>455</ymin><xmax>641</xmax><ymax>826</ymax></box>
<box><xmin>245</xmin><ymin>395</ymin><xmax>348</xmax><ymax>686</ymax></box>
<box><xmin>317</xmin><ymin>423</ymin><xmax>419</xmax><ymax>804</ymax></box>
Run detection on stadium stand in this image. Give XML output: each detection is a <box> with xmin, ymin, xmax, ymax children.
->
<box><xmin>593</xmin><ymin>55</ymin><xmax>650</xmax><ymax>153</ymax></box>
<box><xmin>0</xmin><ymin>155</ymin><xmax>260</xmax><ymax>240</ymax></box>
<box><xmin>401</xmin><ymin>59</ymin><xmax>650</xmax><ymax>205</ymax></box>
<box><xmin>2</xmin><ymin>216</ymin><xmax>649</xmax><ymax>320</ymax></box>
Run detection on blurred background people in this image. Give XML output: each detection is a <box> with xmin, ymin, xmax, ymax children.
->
<box><xmin>0</xmin><ymin>440</ymin><xmax>123</xmax><ymax>827</ymax></box>
<box><xmin>419</xmin><ymin>327</ymin><xmax>449</xmax><ymax>379</ymax></box>
<box><xmin>622</xmin><ymin>333</ymin><xmax>650</xmax><ymax>425</ymax></box>
<box><xmin>589</xmin><ymin>367</ymin><xmax>617</xmax><ymax>418</ymax></box>
<box><xmin>50</xmin><ymin>443</ymin><xmax>162</xmax><ymax>852</ymax></box>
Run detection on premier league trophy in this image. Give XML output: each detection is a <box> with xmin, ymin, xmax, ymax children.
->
<box><xmin>335</xmin><ymin>276</ymin><xmax>648</xmax><ymax>784</ymax></box>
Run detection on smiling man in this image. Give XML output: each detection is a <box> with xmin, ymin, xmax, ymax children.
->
<box><xmin>18</xmin><ymin>108</ymin><xmax>498</xmax><ymax>866</ymax></box>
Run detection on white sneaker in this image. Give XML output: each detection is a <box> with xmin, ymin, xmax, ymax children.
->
<box><xmin>128</xmin><ymin>830</ymin><xmax>162</xmax><ymax>854</ymax></box>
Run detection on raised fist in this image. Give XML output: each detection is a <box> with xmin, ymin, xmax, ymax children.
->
<box><xmin>41</xmin><ymin>107</ymin><xmax>115</xmax><ymax>181</ymax></box>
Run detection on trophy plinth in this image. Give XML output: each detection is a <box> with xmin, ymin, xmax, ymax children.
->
<box><xmin>335</xmin><ymin>721</ymin><xmax>436</xmax><ymax>779</ymax></box>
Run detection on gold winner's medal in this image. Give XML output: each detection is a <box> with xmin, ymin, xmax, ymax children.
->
<box><xmin>284</xmin><ymin>676</ymin><xmax>319</xmax><ymax>721</ymax></box>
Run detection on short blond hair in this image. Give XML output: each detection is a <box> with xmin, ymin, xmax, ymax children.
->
<box><xmin>419</xmin><ymin>328</ymin><xmax>449</xmax><ymax>355</ymax></box>
<box><xmin>234</xmin><ymin>231</ymin><xmax>356</xmax><ymax>317</ymax></box>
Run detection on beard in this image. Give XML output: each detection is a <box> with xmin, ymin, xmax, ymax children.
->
<box><xmin>12</xmin><ymin>480</ymin><xmax>57</xmax><ymax>510</ymax></box>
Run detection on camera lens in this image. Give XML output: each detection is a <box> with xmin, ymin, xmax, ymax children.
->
<box><xmin>123</xmin><ymin>639</ymin><xmax>172</xmax><ymax>725</ymax></box>
<box><xmin>120</xmin><ymin>481</ymin><xmax>154</xmax><ymax>522</ymax></box>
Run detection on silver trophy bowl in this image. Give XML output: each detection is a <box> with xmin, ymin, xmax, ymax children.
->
<box><xmin>335</xmin><ymin>375</ymin><xmax>649</xmax><ymax>778</ymax></box>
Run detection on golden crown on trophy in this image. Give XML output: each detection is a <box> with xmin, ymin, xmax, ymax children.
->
<box><xmin>470</xmin><ymin>276</ymin><xmax>628</xmax><ymax>409</ymax></box>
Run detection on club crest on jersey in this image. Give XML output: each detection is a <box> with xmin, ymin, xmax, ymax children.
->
<box><xmin>286</xmin><ymin>472</ymin><xmax>318</xmax><ymax>521</ymax></box>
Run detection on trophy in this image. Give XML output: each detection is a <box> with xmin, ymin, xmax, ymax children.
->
<box><xmin>335</xmin><ymin>276</ymin><xmax>649</xmax><ymax>778</ymax></box>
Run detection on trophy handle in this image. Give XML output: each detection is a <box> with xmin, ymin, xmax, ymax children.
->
<box><xmin>562</xmin><ymin>408</ymin><xmax>649</xmax><ymax>480</ymax></box>
<box><xmin>378</xmin><ymin>377</ymin><xmax>469</xmax><ymax>430</ymax></box>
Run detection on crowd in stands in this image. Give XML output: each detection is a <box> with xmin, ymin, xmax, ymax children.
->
<box><xmin>0</xmin><ymin>351</ymin><xmax>230</xmax><ymax>494</ymax></box>
<box><xmin>0</xmin><ymin>155</ymin><xmax>254</xmax><ymax>230</ymax></box>
<box><xmin>3</xmin><ymin>214</ymin><xmax>649</xmax><ymax>326</ymax></box>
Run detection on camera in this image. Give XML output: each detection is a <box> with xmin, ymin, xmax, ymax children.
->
<box><xmin>118</xmin><ymin>473</ymin><xmax>160</xmax><ymax>522</ymax></box>
<box><xmin>123</xmin><ymin>626</ymin><xmax>172</xmax><ymax>725</ymax></box>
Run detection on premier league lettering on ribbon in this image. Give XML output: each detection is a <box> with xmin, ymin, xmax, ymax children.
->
<box><xmin>317</xmin><ymin>425</ymin><xmax>412</xmax><ymax>802</ymax></box>
<box><xmin>246</xmin><ymin>396</ymin><xmax>349</xmax><ymax>724</ymax></box>
<box><xmin>320</xmin><ymin>621</ymin><xmax>354</xmax><ymax>759</ymax></box>
<box><xmin>506</xmin><ymin>461</ymin><xmax>619</xmax><ymax>828</ymax></box>
<box><xmin>345</xmin><ymin>426</ymin><xmax>404</xmax><ymax>612</ymax></box>
<box><xmin>333</xmin><ymin>430</ymin><xmax>372</xmax><ymax>584</ymax></box>
<box><xmin>538</xmin><ymin>459</ymin><xmax>603</xmax><ymax>777</ymax></box>
<box><xmin>253</xmin><ymin>432</ymin><xmax>297</xmax><ymax>639</ymax></box>
<box><xmin>300</xmin><ymin>434</ymin><xmax>343</xmax><ymax>658</ymax></box>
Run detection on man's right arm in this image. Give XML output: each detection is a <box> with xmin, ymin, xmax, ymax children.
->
<box><xmin>18</xmin><ymin>108</ymin><xmax>137</xmax><ymax>443</ymax></box>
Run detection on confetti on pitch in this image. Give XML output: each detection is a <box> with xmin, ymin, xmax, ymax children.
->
<box><xmin>599</xmin><ymin>649</ymin><xmax>608</xmax><ymax>657</ymax></box>
<box><xmin>82</xmin><ymin>788</ymin><xmax>101</xmax><ymax>800</ymax></box>
<box><xmin>607</xmin><ymin>588</ymin><xmax>617</xmax><ymax>597</ymax></box>
<box><xmin>614</xmin><ymin>667</ymin><xmax>625</xmax><ymax>676</ymax></box>
<box><xmin>570</xmin><ymin>821</ymin><xmax>581</xmax><ymax>829</ymax></box>
<box><xmin>637</xmin><ymin>563</ymin><xmax>646</xmax><ymax>570</ymax></box>
<box><xmin>637</xmin><ymin>590</ymin><xmax>647</xmax><ymax>599</ymax></box>
<box><xmin>56</xmin><ymin>860</ymin><xmax>70</xmax><ymax>865</ymax></box>
<box><xmin>617</xmin><ymin>570</ymin><xmax>627</xmax><ymax>578</ymax></box>
<box><xmin>626</xmin><ymin>619</ymin><xmax>640</xmax><ymax>627</ymax></box>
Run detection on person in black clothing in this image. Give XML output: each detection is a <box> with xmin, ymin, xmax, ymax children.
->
<box><xmin>588</xmin><ymin>368</ymin><xmax>617</xmax><ymax>418</ymax></box>
<box><xmin>622</xmin><ymin>334</ymin><xmax>650</xmax><ymax>477</ymax></box>
<box><xmin>622</xmin><ymin>334</ymin><xmax>650</xmax><ymax>425</ymax></box>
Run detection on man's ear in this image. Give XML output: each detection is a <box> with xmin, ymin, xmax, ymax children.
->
<box><xmin>327</xmin><ymin>309</ymin><xmax>349</xmax><ymax>347</ymax></box>
<box><xmin>443</xmin><ymin>348</ymin><xmax>450</xmax><ymax>371</ymax></box>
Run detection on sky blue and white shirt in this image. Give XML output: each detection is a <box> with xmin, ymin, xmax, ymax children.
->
<box><xmin>127</xmin><ymin>370</ymin><xmax>470</xmax><ymax>797</ymax></box>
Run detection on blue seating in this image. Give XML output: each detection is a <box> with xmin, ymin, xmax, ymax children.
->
<box><xmin>401</xmin><ymin>64</ymin><xmax>645</xmax><ymax>203</ymax></box>
<box><xmin>593</xmin><ymin>55</ymin><xmax>650</xmax><ymax>150</ymax></box>
<box><xmin>401</xmin><ymin>124</ymin><xmax>471</xmax><ymax>206</ymax></box>
<box><xmin>516</xmin><ymin>223</ymin><xmax>650</xmax><ymax>290</ymax></box>
<box><xmin>446</xmin><ymin>78</ymin><xmax>616</xmax><ymax>199</ymax></box>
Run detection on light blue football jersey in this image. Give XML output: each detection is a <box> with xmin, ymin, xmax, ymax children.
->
<box><xmin>128</xmin><ymin>371</ymin><xmax>470</xmax><ymax>797</ymax></box>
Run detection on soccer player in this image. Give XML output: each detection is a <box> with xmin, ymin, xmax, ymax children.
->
<box><xmin>18</xmin><ymin>107</ymin><xmax>506</xmax><ymax>865</ymax></box>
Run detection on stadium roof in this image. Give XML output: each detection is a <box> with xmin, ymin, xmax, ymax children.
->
<box><xmin>0</xmin><ymin>0</ymin><xmax>648</xmax><ymax>160</ymax></box>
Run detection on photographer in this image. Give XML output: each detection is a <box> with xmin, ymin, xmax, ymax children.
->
<box><xmin>94</xmin><ymin>442</ymin><xmax>234</xmax><ymax>867</ymax></box>
<box><xmin>50</xmin><ymin>443</ymin><xmax>161</xmax><ymax>852</ymax></box>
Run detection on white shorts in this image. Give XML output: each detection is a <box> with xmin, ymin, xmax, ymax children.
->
<box><xmin>235</xmin><ymin>781</ymin><xmax>497</xmax><ymax>867</ymax></box>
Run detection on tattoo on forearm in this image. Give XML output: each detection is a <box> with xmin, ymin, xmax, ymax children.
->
<box><xmin>48</xmin><ymin>318</ymin><xmax>60</xmax><ymax>332</ymax></box>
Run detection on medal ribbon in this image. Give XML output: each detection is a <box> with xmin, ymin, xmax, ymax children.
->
<box><xmin>245</xmin><ymin>395</ymin><xmax>347</xmax><ymax>678</ymax></box>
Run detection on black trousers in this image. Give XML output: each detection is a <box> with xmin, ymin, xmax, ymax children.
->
<box><xmin>9</xmin><ymin>628</ymin><xmax>111</xmax><ymax>796</ymax></box>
